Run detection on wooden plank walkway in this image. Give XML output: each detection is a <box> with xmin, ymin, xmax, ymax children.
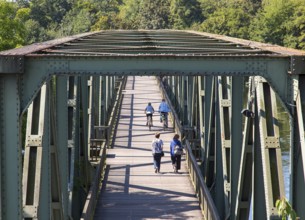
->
<box><xmin>94</xmin><ymin>76</ymin><xmax>203</xmax><ymax>220</ymax></box>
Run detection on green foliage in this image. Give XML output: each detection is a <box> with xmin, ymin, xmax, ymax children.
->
<box><xmin>283</xmin><ymin>2</ymin><xmax>305</xmax><ymax>49</ymax></box>
<box><xmin>275</xmin><ymin>197</ymin><xmax>298</xmax><ymax>220</ymax></box>
<box><xmin>1</xmin><ymin>0</ymin><xmax>305</xmax><ymax>53</ymax></box>
<box><xmin>0</xmin><ymin>0</ymin><xmax>25</xmax><ymax>50</ymax></box>
<box><xmin>138</xmin><ymin>0</ymin><xmax>171</xmax><ymax>29</ymax></box>
<box><xmin>249</xmin><ymin>0</ymin><xmax>295</xmax><ymax>45</ymax></box>
<box><xmin>170</xmin><ymin>0</ymin><xmax>203</xmax><ymax>29</ymax></box>
<box><xmin>58</xmin><ymin>8</ymin><xmax>92</xmax><ymax>36</ymax></box>
<box><xmin>118</xmin><ymin>0</ymin><xmax>142</xmax><ymax>29</ymax></box>
<box><xmin>200</xmin><ymin>6</ymin><xmax>251</xmax><ymax>39</ymax></box>
<box><xmin>29</xmin><ymin>0</ymin><xmax>71</xmax><ymax>28</ymax></box>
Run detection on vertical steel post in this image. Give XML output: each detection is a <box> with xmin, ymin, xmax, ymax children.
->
<box><xmin>67</xmin><ymin>76</ymin><xmax>82</xmax><ymax>219</ymax></box>
<box><xmin>255</xmin><ymin>77</ymin><xmax>284</xmax><ymax>219</ymax></box>
<box><xmin>101</xmin><ymin>76</ymin><xmax>107</xmax><ymax>126</ymax></box>
<box><xmin>198</xmin><ymin>76</ymin><xmax>205</xmax><ymax>164</ymax></box>
<box><xmin>215</xmin><ymin>77</ymin><xmax>225</xmax><ymax>219</ymax></box>
<box><xmin>87</xmin><ymin>77</ymin><xmax>93</xmax><ymax>160</ymax></box>
<box><xmin>253</xmin><ymin>87</ymin><xmax>267</xmax><ymax>219</ymax></box>
<box><xmin>235</xmin><ymin>77</ymin><xmax>254</xmax><ymax>219</ymax></box>
<box><xmin>49</xmin><ymin>77</ymin><xmax>64</xmax><ymax>220</ymax></box>
<box><xmin>292</xmin><ymin>75</ymin><xmax>305</xmax><ymax>219</ymax></box>
<box><xmin>80</xmin><ymin>76</ymin><xmax>90</xmax><ymax>180</ymax></box>
<box><xmin>0</xmin><ymin>75</ymin><xmax>22</xmax><ymax>219</ymax></box>
<box><xmin>55</xmin><ymin>76</ymin><xmax>69</xmax><ymax>219</ymax></box>
<box><xmin>230</xmin><ymin>76</ymin><xmax>244</xmax><ymax>219</ymax></box>
<box><xmin>204</xmin><ymin>76</ymin><xmax>216</xmax><ymax>188</ymax></box>
<box><xmin>218</xmin><ymin>76</ymin><xmax>232</xmax><ymax>219</ymax></box>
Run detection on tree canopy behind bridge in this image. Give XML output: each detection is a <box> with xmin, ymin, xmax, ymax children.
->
<box><xmin>1</xmin><ymin>0</ymin><xmax>305</xmax><ymax>50</ymax></box>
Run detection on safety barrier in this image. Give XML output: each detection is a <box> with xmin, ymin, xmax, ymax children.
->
<box><xmin>80</xmin><ymin>76</ymin><xmax>127</xmax><ymax>220</ymax></box>
<box><xmin>158</xmin><ymin>76</ymin><xmax>220</xmax><ymax>220</ymax></box>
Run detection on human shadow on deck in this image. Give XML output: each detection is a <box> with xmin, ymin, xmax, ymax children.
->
<box><xmin>104</xmin><ymin>158</ymin><xmax>186</xmax><ymax>173</ymax></box>
<box><xmin>112</xmin><ymin>77</ymin><xmax>135</xmax><ymax>149</ymax></box>
<box><xmin>96</xmin><ymin>163</ymin><xmax>200</xmax><ymax>219</ymax></box>
<box><xmin>114</xmin><ymin>130</ymin><xmax>173</xmax><ymax>139</ymax></box>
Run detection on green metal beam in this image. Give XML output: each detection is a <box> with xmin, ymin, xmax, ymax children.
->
<box><xmin>256</xmin><ymin>77</ymin><xmax>284</xmax><ymax>219</ymax></box>
<box><xmin>50</xmin><ymin>78</ymin><xmax>64</xmax><ymax>220</ymax></box>
<box><xmin>19</xmin><ymin>57</ymin><xmax>291</xmax><ymax>114</ymax></box>
<box><xmin>292</xmin><ymin>75</ymin><xmax>305</xmax><ymax>218</ymax></box>
<box><xmin>230</xmin><ymin>76</ymin><xmax>244</xmax><ymax>219</ymax></box>
<box><xmin>235</xmin><ymin>77</ymin><xmax>254</xmax><ymax>219</ymax></box>
<box><xmin>204</xmin><ymin>76</ymin><xmax>216</xmax><ymax>188</ymax></box>
<box><xmin>218</xmin><ymin>76</ymin><xmax>232</xmax><ymax>219</ymax></box>
<box><xmin>198</xmin><ymin>76</ymin><xmax>205</xmax><ymax>164</ymax></box>
<box><xmin>214</xmin><ymin>79</ymin><xmax>225</xmax><ymax>219</ymax></box>
<box><xmin>0</xmin><ymin>76</ymin><xmax>22</xmax><ymax>219</ymax></box>
<box><xmin>55</xmin><ymin>76</ymin><xmax>69</xmax><ymax>219</ymax></box>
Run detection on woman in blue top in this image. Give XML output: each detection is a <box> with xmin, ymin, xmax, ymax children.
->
<box><xmin>169</xmin><ymin>134</ymin><xmax>183</xmax><ymax>173</ymax></box>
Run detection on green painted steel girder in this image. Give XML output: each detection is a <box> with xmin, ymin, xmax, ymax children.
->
<box><xmin>19</xmin><ymin>56</ymin><xmax>291</xmax><ymax>113</ymax></box>
<box><xmin>1</xmin><ymin>30</ymin><xmax>305</xmax><ymax>220</ymax></box>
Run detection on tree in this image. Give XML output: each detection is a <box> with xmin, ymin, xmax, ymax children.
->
<box><xmin>118</xmin><ymin>0</ymin><xmax>142</xmax><ymax>29</ymax></box>
<box><xmin>138</xmin><ymin>0</ymin><xmax>171</xmax><ymax>29</ymax></box>
<box><xmin>283</xmin><ymin>1</ymin><xmax>305</xmax><ymax>49</ymax></box>
<box><xmin>58</xmin><ymin>8</ymin><xmax>92</xmax><ymax>36</ymax></box>
<box><xmin>0</xmin><ymin>0</ymin><xmax>25</xmax><ymax>50</ymax></box>
<box><xmin>170</xmin><ymin>0</ymin><xmax>203</xmax><ymax>29</ymax></box>
<box><xmin>200</xmin><ymin>6</ymin><xmax>251</xmax><ymax>39</ymax></box>
<box><xmin>249</xmin><ymin>0</ymin><xmax>295</xmax><ymax>45</ymax></box>
<box><xmin>29</xmin><ymin>0</ymin><xmax>71</xmax><ymax>28</ymax></box>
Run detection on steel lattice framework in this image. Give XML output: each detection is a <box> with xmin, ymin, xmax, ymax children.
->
<box><xmin>0</xmin><ymin>30</ymin><xmax>305</xmax><ymax>220</ymax></box>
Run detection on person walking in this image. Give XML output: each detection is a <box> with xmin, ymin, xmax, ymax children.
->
<box><xmin>158</xmin><ymin>98</ymin><xmax>170</xmax><ymax>126</ymax></box>
<box><xmin>170</xmin><ymin>134</ymin><xmax>183</xmax><ymax>173</ymax></box>
<box><xmin>151</xmin><ymin>132</ymin><xmax>164</xmax><ymax>173</ymax></box>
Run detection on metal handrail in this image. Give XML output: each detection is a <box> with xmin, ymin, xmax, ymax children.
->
<box><xmin>158</xmin><ymin>76</ymin><xmax>220</xmax><ymax>220</ymax></box>
<box><xmin>80</xmin><ymin>76</ymin><xmax>126</xmax><ymax>220</ymax></box>
<box><xmin>80</xmin><ymin>142</ymin><xmax>106</xmax><ymax>220</ymax></box>
<box><xmin>185</xmin><ymin>140</ymin><xmax>220</xmax><ymax>220</ymax></box>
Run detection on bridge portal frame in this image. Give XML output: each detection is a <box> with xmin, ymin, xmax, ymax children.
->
<box><xmin>0</xmin><ymin>30</ymin><xmax>305</xmax><ymax>220</ymax></box>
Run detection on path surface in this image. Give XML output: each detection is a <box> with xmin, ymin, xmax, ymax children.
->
<box><xmin>94</xmin><ymin>76</ymin><xmax>203</xmax><ymax>219</ymax></box>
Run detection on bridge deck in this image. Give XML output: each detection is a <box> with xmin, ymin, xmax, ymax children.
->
<box><xmin>93</xmin><ymin>76</ymin><xmax>203</xmax><ymax>219</ymax></box>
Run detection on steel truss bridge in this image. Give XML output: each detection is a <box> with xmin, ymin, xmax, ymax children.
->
<box><xmin>0</xmin><ymin>30</ymin><xmax>305</xmax><ymax>220</ymax></box>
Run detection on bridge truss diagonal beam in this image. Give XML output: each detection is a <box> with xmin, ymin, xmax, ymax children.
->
<box><xmin>1</xmin><ymin>30</ymin><xmax>305</xmax><ymax>219</ymax></box>
<box><xmin>292</xmin><ymin>75</ymin><xmax>305</xmax><ymax>218</ymax></box>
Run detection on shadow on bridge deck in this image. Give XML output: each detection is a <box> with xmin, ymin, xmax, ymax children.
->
<box><xmin>93</xmin><ymin>76</ymin><xmax>203</xmax><ymax>219</ymax></box>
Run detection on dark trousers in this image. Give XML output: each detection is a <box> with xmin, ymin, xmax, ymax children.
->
<box><xmin>146</xmin><ymin>114</ymin><xmax>153</xmax><ymax>123</ymax></box>
<box><xmin>171</xmin><ymin>155</ymin><xmax>181</xmax><ymax>170</ymax></box>
<box><xmin>153</xmin><ymin>153</ymin><xmax>162</xmax><ymax>170</ymax></box>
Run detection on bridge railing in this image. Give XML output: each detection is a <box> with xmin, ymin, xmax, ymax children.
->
<box><xmin>184</xmin><ymin>140</ymin><xmax>220</xmax><ymax>220</ymax></box>
<box><xmin>157</xmin><ymin>76</ymin><xmax>220</xmax><ymax>220</ymax></box>
<box><xmin>80</xmin><ymin>76</ymin><xmax>126</xmax><ymax>220</ymax></box>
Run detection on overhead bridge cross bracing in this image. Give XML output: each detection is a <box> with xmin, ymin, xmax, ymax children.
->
<box><xmin>1</xmin><ymin>30</ymin><xmax>305</xmax><ymax>220</ymax></box>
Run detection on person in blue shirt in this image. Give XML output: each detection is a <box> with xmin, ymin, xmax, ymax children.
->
<box><xmin>152</xmin><ymin>132</ymin><xmax>164</xmax><ymax>173</ymax></box>
<box><xmin>144</xmin><ymin>102</ymin><xmax>155</xmax><ymax>126</ymax></box>
<box><xmin>158</xmin><ymin>98</ymin><xmax>170</xmax><ymax>125</ymax></box>
<box><xmin>169</xmin><ymin>133</ymin><xmax>183</xmax><ymax>173</ymax></box>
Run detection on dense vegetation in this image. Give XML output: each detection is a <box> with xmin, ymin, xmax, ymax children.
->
<box><xmin>1</xmin><ymin>0</ymin><xmax>305</xmax><ymax>51</ymax></box>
